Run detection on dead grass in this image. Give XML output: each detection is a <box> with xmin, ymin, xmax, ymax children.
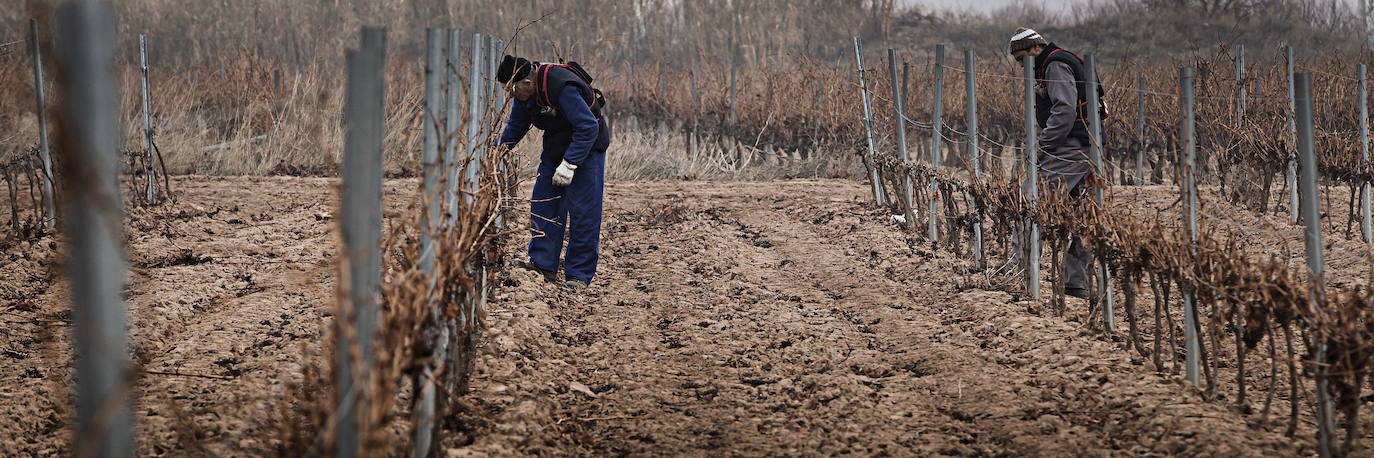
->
<box><xmin>603</xmin><ymin>122</ymin><xmax>861</xmax><ymax>181</ymax></box>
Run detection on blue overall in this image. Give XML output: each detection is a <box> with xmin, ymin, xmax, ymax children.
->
<box><xmin>498</xmin><ymin>79</ymin><xmax>608</xmax><ymax>284</ymax></box>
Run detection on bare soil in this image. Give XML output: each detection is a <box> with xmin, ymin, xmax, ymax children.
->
<box><xmin>0</xmin><ymin>176</ymin><xmax>418</xmax><ymax>456</ymax></box>
<box><xmin>446</xmin><ymin>180</ymin><xmax>1314</xmax><ymax>456</ymax></box>
<box><xmin>0</xmin><ymin>176</ymin><xmax>1338</xmax><ymax>455</ymax></box>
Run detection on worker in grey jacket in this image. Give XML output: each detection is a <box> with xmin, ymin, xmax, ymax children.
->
<box><xmin>1009</xmin><ymin>27</ymin><xmax>1107</xmax><ymax>299</ymax></box>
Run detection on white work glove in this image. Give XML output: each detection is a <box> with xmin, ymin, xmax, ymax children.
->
<box><xmin>552</xmin><ymin>160</ymin><xmax>577</xmax><ymax>187</ymax></box>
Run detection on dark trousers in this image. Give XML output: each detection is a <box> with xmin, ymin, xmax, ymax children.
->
<box><xmin>528</xmin><ymin>151</ymin><xmax>605</xmax><ymax>283</ymax></box>
<box><xmin>1046</xmin><ymin>171</ymin><xmax>1091</xmax><ymax>290</ymax></box>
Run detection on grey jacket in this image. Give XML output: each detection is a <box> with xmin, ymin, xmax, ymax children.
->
<box><xmin>1037</xmin><ymin>61</ymin><xmax>1091</xmax><ymax>189</ymax></box>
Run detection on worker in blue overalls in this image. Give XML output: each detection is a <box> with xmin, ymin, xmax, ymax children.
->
<box><xmin>496</xmin><ymin>55</ymin><xmax>611</xmax><ymax>289</ymax></box>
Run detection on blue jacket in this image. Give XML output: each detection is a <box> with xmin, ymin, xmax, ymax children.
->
<box><xmin>498</xmin><ymin>80</ymin><xmax>606</xmax><ymax>166</ymax></box>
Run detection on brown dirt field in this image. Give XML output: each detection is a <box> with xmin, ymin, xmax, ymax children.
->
<box><xmin>445</xmin><ymin>179</ymin><xmax>1317</xmax><ymax>456</ymax></box>
<box><xmin>0</xmin><ymin>176</ymin><xmax>419</xmax><ymax>456</ymax></box>
<box><xmin>0</xmin><ymin>176</ymin><xmax>1351</xmax><ymax>455</ymax></box>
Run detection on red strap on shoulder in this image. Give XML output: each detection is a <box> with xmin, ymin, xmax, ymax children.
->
<box><xmin>539</xmin><ymin>64</ymin><xmax>581</xmax><ymax>109</ymax></box>
<box><xmin>537</xmin><ymin>64</ymin><xmax>601</xmax><ymax>119</ymax></box>
<box><xmin>538</xmin><ymin>64</ymin><xmax>555</xmax><ymax>108</ymax></box>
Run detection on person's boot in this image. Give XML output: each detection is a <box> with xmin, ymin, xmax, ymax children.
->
<box><xmin>561</xmin><ymin>279</ymin><xmax>590</xmax><ymax>290</ymax></box>
<box><xmin>1065</xmin><ymin>287</ymin><xmax>1090</xmax><ymax>300</ymax></box>
<box><xmin>516</xmin><ymin>260</ymin><xmax>559</xmax><ymax>283</ymax></box>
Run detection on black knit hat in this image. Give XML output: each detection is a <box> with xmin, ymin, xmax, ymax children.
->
<box><xmin>496</xmin><ymin>55</ymin><xmax>534</xmax><ymax>84</ymax></box>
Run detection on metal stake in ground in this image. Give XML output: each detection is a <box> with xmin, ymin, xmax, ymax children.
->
<box><xmin>1235</xmin><ymin>44</ymin><xmax>1246</xmax><ymax>205</ymax></box>
<box><xmin>689</xmin><ymin>67</ymin><xmax>699</xmax><ymax>161</ymax></box>
<box><xmin>1023</xmin><ymin>56</ymin><xmax>1041</xmax><ymax>302</ymax></box>
<box><xmin>853</xmin><ymin>37</ymin><xmax>886</xmax><ymax>207</ymax></box>
<box><xmin>412</xmin><ymin>36</ymin><xmax>447</xmax><ymax>456</ymax></box>
<box><xmin>466</xmin><ymin>34</ymin><xmax>489</xmax><ymax>205</ymax></box>
<box><xmin>902</xmin><ymin>61</ymin><xmax>911</xmax><ymax>175</ymax></box>
<box><xmin>965</xmin><ymin>49</ymin><xmax>983</xmax><ymax>270</ymax></box>
<box><xmin>1180</xmin><ymin>67</ymin><xmax>1201</xmax><ymax>387</ymax></box>
<box><xmin>1086</xmin><ymin>55</ymin><xmax>1114</xmax><ymax>332</ymax></box>
<box><xmin>728</xmin><ymin>56</ymin><xmax>738</xmax><ymax>127</ymax></box>
<box><xmin>29</xmin><ymin>19</ymin><xmax>55</xmax><ymax>229</ymax></box>
<box><xmin>1236</xmin><ymin>44</ymin><xmax>1246</xmax><ymax>126</ymax></box>
<box><xmin>887</xmin><ymin>49</ymin><xmax>915</xmax><ymax>228</ymax></box>
<box><xmin>465</xmin><ymin>33</ymin><xmax>484</xmax><ymax>189</ymax></box>
<box><xmin>419</xmin><ymin>28</ymin><xmax>445</xmax><ymax>275</ymax></box>
<box><xmin>1287</xmin><ymin>46</ymin><xmax>1298</xmax><ymax>222</ymax></box>
<box><xmin>480</xmin><ymin>35</ymin><xmax>498</xmax><ymax>159</ymax></box>
<box><xmin>339</xmin><ymin>27</ymin><xmax>386</xmax><ymax>458</ymax></box>
<box><xmin>1136</xmin><ymin>73</ymin><xmax>1146</xmax><ymax>185</ymax></box>
<box><xmin>56</xmin><ymin>3</ymin><xmax>133</xmax><ymax>456</ymax></box>
<box><xmin>1359</xmin><ymin>64</ymin><xmax>1371</xmax><ymax>243</ymax></box>
<box><xmin>929</xmin><ymin>44</ymin><xmax>945</xmax><ymax>242</ymax></box>
<box><xmin>444</xmin><ymin>29</ymin><xmax>464</xmax><ymax>225</ymax></box>
<box><xmin>138</xmin><ymin>34</ymin><xmax>157</xmax><ymax>204</ymax></box>
<box><xmin>1295</xmin><ymin>72</ymin><xmax>1338</xmax><ymax>458</ymax></box>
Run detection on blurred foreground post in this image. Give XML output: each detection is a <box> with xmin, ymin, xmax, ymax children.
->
<box><xmin>853</xmin><ymin>37</ymin><xmax>886</xmax><ymax>207</ymax></box>
<box><xmin>1180</xmin><ymin>67</ymin><xmax>1201</xmax><ymax>387</ymax></box>
<box><xmin>1086</xmin><ymin>55</ymin><xmax>1114</xmax><ymax>332</ymax></box>
<box><xmin>29</xmin><ymin>19</ymin><xmax>55</xmax><ymax>229</ymax></box>
<box><xmin>887</xmin><ymin>49</ymin><xmax>914</xmax><ymax>228</ymax></box>
<box><xmin>1294</xmin><ymin>73</ymin><xmax>1336</xmax><ymax>458</ymax></box>
<box><xmin>339</xmin><ymin>26</ymin><xmax>387</xmax><ymax>458</ymax></box>
<box><xmin>57</xmin><ymin>3</ymin><xmax>133</xmax><ymax>456</ymax></box>
<box><xmin>412</xmin><ymin>28</ymin><xmax>448</xmax><ymax>458</ymax></box>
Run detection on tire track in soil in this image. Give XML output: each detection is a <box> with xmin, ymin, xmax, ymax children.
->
<box><xmin>451</xmin><ymin>180</ymin><xmax>1309</xmax><ymax>456</ymax></box>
